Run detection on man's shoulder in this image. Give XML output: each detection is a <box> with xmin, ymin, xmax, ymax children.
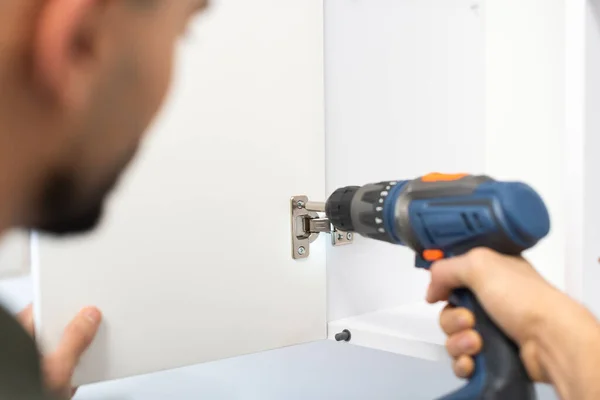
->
<box><xmin>0</xmin><ymin>304</ymin><xmax>50</xmax><ymax>400</ymax></box>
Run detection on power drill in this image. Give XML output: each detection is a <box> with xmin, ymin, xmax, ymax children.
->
<box><xmin>325</xmin><ymin>173</ymin><xmax>550</xmax><ymax>400</ymax></box>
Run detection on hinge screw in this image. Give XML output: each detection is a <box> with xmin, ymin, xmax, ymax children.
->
<box><xmin>298</xmin><ymin>246</ymin><xmax>306</xmax><ymax>255</ymax></box>
<box><xmin>346</xmin><ymin>233</ymin><xmax>353</xmax><ymax>240</ymax></box>
<box><xmin>297</xmin><ymin>200</ymin><xmax>305</xmax><ymax>209</ymax></box>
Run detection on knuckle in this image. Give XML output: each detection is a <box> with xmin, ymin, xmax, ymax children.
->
<box><xmin>463</xmin><ymin>248</ymin><xmax>496</xmax><ymax>282</ymax></box>
<box><xmin>466</xmin><ymin>247</ymin><xmax>494</xmax><ymax>265</ymax></box>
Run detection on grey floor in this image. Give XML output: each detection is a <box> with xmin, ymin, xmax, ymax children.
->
<box><xmin>74</xmin><ymin>341</ymin><xmax>559</xmax><ymax>400</ymax></box>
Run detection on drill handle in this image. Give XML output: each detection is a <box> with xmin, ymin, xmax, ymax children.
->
<box><xmin>438</xmin><ymin>289</ymin><xmax>536</xmax><ymax>400</ymax></box>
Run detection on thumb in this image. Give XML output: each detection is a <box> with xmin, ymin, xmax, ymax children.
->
<box><xmin>44</xmin><ymin>307</ymin><xmax>102</xmax><ymax>393</ymax></box>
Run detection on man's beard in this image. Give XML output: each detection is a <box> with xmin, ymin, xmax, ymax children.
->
<box><xmin>35</xmin><ymin>149</ymin><xmax>137</xmax><ymax>236</ymax></box>
<box><xmin>35</xmin><ymin>174</ymin><xmax>110</xmax><ymax>235</ymax></box>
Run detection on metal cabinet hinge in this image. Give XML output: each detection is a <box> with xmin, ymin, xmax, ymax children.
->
<box><xmin>290</xmin><ymin>196</ymin><xmax>354</xmax><ymax>260</ymax></box>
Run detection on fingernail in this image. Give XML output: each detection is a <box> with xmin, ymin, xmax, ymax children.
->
<box><xmin>81</xmin><ymin>307</ymin><xmax>102</xmax><ymax>325</ymax></box>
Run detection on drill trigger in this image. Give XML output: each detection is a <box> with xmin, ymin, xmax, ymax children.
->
<box><xmin>414</xmin><ymin>254</ymin><xmax>432</xmax><ymax>269</ymax></box>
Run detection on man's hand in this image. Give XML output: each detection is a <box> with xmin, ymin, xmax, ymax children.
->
<box><xmin>17</xmin><ymin>305</ymin><xmax>102</xmax><ymax>400</ymax></box>
<box><xmin>426</xmin><ymin>248</ymin><xmax>600</xmax><ymax>400</ymax></box>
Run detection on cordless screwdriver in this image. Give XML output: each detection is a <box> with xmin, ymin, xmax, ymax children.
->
<box><xmin>325</xmin><ymin>173</ymin><xmax>550</xmax><ymax>400</ymax></box>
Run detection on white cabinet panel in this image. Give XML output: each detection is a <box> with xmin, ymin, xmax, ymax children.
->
<box><xmin>483</xmin><ymin>0</ymin><xmax>598</xmax><ymax>305</ymax></box>
<box><xmin>573</xmin><ymin>0</ymin><xmax>600</xmax><ymax>315</ymax></box>
<box><xmin>33</xmin><ymin>0</ymin><xmax>326</xmax><ymax>386</ymax></box>
<box><xmin>0</xmin><ymin>230</ymin><xmax>30</xmax><ymax>279</ymax></box>
<box><xmin>484</xmin><ymin>0</ymin><xmax>566</xmax><ymax>290</ymax></box>
<box><xmin>325</xmin><ymin>0</ymin><xmax>483</xmax><ymax>357</ymax></box>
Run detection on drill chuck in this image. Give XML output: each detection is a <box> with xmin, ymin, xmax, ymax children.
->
<box><xmin>325</xmin><ymin>181</ymin><xmax>403</xmax><ymax>244</ymax></box>
<box><xmin>324</xmin><ymin>186</ymin><xmax>359</xmax><ymax>232</ymax></box>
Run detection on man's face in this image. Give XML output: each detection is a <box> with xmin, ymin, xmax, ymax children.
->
<box><xmin>27</xmin><ymin>0</ymin><xmax>208</xmax><ymax>235</ymax></box>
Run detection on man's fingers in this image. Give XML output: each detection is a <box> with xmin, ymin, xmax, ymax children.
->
<box><xmin>426</xmin><ymin>248</ymin><xmax>497</xmax><ymax>303</ymax></box>
<box><xmin>51</xmin><ymin>307</ymin><xmax>102</xmax><ymax>376</ymax></box>
<box><xmin>17</xmin><ymin>304</ymin><xmax>35</xmax><ymax>336</ymax></box>
<box><xmin>453</xmin><ymin>355</ymin><xmax>475</xmax><ymax>379</ymax></box>
<box><xmin>440</xmin><ymin>305</ymin><xmax>475</xmax><ymax>335</ymax></box>
<box><xmin>43</xmin><ymin>307</ymin><xmax>101</xmax><ymax>398</ymax></box>
<box><xmin>446</xmin><ymin>330</ymin><xmax>482</xmax><ymax>358</ymax></box>
<box><xmin>427</xmin><ymin>256</ymin><xmax>472</xmax><ymax>303</ymax></box>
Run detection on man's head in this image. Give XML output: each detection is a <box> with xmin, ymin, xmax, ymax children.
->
<box><xmin>0</xmin><ymin>0</ymin><xmax>207</xmax><ymax>235</ymax></box>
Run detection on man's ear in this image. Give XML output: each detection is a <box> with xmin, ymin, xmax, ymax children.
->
<box><xmin>34</xmin><ymin>0</ymin><xmax>112</xmax><ymax>111</ymax></box>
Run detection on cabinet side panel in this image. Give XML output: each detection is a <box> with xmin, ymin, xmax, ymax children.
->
<box><xmin>583</xmin><ymin>0</ymin><xmax>600</xmax><ymax>314</ymax></box>
<box><xmin>564</xmin><ymin>0</ymin><xmax>586</xmax><ymax>300</ymax></box>
<box><xmin>34</xmin><ymin>0</ymin><xmax>326</xmax><ymax>385</ymax></box>
<box><xmin>325</xmin><ymin>0</ymin><xmax>485</xmax><ymax>321</ymax></box>
<box><xmin>485</xmin><ymin>0</ymin><xmax>566</xmax><ymax>289</ymax></box>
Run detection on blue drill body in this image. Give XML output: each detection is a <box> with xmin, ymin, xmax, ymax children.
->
<box><xmin>325</xmin><ymin>174</ymin><xmax>550</xmax><ymax>400</ymax></box>
<box><xmin>384</xmin><ymin>178</ymin><xmax>550</xmax><ymax>267</ymax></box>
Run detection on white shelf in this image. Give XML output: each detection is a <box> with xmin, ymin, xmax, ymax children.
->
<box><xmin>328</xmin><ymin>302</ymin><xmax>449</xmax><ymax>362</ymax></box>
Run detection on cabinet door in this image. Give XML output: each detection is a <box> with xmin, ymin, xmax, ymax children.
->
<box><xmin>0</xmin><ymin>231</ymin><xmax>30</xmax><ymax>280</ymax></box>
<box><xmin>33</xmin><ymin>0</ymin><xmax>326</xmax><ymax>386</ymax></box>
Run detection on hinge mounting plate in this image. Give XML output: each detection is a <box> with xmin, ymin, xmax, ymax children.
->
<box><xmin>290</xmin><ymin>195</ymin><xmax>353</xmax><ymax>260</ymax></box>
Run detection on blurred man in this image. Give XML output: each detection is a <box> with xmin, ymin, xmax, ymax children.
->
<box><xmin>0</xmin><ymin>1</ymin><xmax>207</xmax><ymax>398</ymax></box>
